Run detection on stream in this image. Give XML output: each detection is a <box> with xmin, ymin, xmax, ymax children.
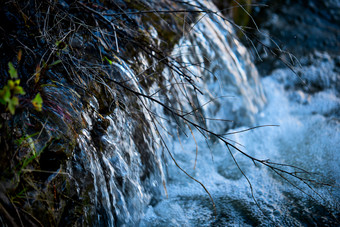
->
<box><xmin>0</xmin><ymin>0</ymin><xmax>339</xmax><ymax>226</ymax></box>
<box><xmin>139</xmin><ymin>1</ymin><xmax>340</xmax><ymax>226</ymax></box>
<box><xmin>140</xmin><ymin>53</ymin><xmax>340</xmax><ymax>226</ymax></box>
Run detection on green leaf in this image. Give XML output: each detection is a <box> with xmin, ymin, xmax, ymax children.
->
<box><xmin>8</xmin><ymin>96</ymin><xmax>19</xmax><ymax>115</ymax></box>
<box><xmin>13</xmin><ymin>85</ymin><xmax>26</xmax><ymax>95</ymax></box>
<box><xmin>6</xmin><ymin>79</ymin><xmax>25</xmax><ymax>95</ymax></box>
<box><xmin>104</xmin><ymin>57</ymin><xmax>113</xmax><ymax>65</ymax></box>
<box><xmin>31</xmin><ymin>93</ymin><xmax>43</xmax><ymax>111</ymax></box>
<box><xmin>48</xmin><ymin>60</ymin><xmax>62</xmax><ymax>67</ymax></box>
<box><xmin>15</xmin><ymin>132</ymin><xmax>39</xmax><ymax>145</ymax></box>
<box><xmin>3</xmin><ymin>87</ymin><xmax>11</xmax><ymax>102</ymax></box>
<box><xmin>8</xmin><ymin>104</ymin><xmax>15</xmax><ymax>115</ymax></box>
<box><xmin>14</xmin><ymin>79</ymin><xmax>21</xmax><ymax>86</ymax></box>
<box><xmin>0</xmin><ymin>87</ymin><xmax>9</xmax><ymax>104</ymax></box>
<box><xmin>8</xmin><ymin>80</ymin><xmax>15</xmax><ymax>89</ymax></box>
<box><xmin>8</xmin><ymin>62</ymin><xmax>18</xmax><ymax>79</ymax></box>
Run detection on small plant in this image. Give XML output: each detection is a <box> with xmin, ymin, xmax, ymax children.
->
<box><xmin>0</xmin><ymin>62</ymin><xmax>25</xmax><ymax>114</ymax></box>
<box><xmin>31</xmin><ymin>93</ymin><xmax>43</xmax><ymax>111</ymax></box>
<box><xmin>0</xmin><ymin>61</ymin><xmax>44</xmax><ymax>114</ymax></box>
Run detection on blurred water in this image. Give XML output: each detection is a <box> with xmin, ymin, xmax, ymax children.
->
<box><xmin>66</xmin><ymin>56</ymin><xmax>167</xmax><ymax>226</ymax></box>
<box><xmin>141</xmin><ymin>52</ymin><xmax>340</xmax><ymax>225</ymax></box>
<box><xmin>138</xmin><ymin>0</ymin><xmax>340</xmax><ymax>224</ymax></box>
<box><xmin>67</xmin><ymin>0</ymin><xmax>340</xmax><ymax>225</ymax></box>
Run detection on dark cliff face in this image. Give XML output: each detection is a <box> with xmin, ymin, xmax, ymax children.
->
<box><xmin>0</xmin><ymin>0</ymin><xmax>198</xmax><ymax>225</ymax></box>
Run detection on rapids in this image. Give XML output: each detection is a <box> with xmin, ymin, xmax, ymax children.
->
<box><xmin>0</xmin><ymin>0</ymin><xmax>339</xmax><ymax>226</ymax></box>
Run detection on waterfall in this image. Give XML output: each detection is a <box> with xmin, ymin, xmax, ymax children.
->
<box><xmin>64</xmin><ymin>1</ymin><xmax>267</xmax><ymax>225</ymax></box>
<box><xmin>140</xmin><ymin>3</ymin><xmax>340</xmax><ymax>226</ymax></box>
<box><xmin>65</xmin><ymin>57</ymin><xmax>167</xmax><ymax>226</ymax></box>
<box><xmin>1</xmin><ymin>0</ymin><xmax>339</xmax><ymax>226</ymax></box>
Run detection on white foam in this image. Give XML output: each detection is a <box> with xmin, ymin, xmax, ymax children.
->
<box><xmin>141</xmin><ymin>53</ymin><xmax>340</xmax><ymax>225</ymax></box>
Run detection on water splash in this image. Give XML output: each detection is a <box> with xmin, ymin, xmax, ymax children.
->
<box><xmin>43</xmin><ymin>1</ymin><xmax>339</xmax><ymax>226</ymax></box>
<box><xmin>141</xmin><ymin>50</ymin><xmax>340</xmax><ymax>226</ymax></box>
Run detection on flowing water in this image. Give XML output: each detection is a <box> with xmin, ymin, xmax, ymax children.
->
<box><xmin>139</xmin><ymin>2</ymin><xmax>340</xmax><ymax>227</ymax></box>
<box><xmin>140</xmin><ymin>52</ymin><xmax>340</xmax><ymax>226</ymax></box>
<box><xmin>63</xmin><ymin>1</ymin><xmax>340</xmax><ymax>226</ymax></box>
<box><xmin>66</xmin><ymin>57</ymin><xmax>168</xmax><ymax>226</ymax></box>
